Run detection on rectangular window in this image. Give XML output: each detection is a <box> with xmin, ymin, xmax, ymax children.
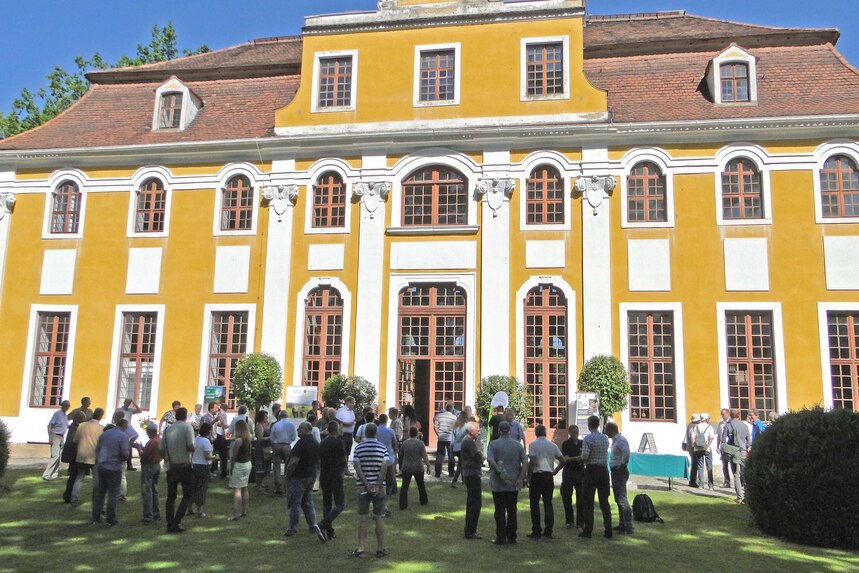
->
<box><xmin>419</xmin><ymin>49</ymin><xmax>456</xmax><ymax>103</ymax></box>
<box><xmin>827</xmin><ymin>311</ymin><xmax>859</xmax><ymax>411</ymax></box>
<box><xmin>30</xmin><ymin>312</ymin><xmax>71</xmax><ymax>408</ymax></box>
<box><xmin>158</xmin><ymin>93</ymin><xmax>183</xmax><ymax>129</ymax></box>
<box><xmin>317</xmin><ymin>56</ymin><xmax>353</xmax><ymax>109</ymax></box>
<box><xmin>720</xmin><ymin>63</ymin><xmax>750</xmax><ymax>103</ymax></box>
<box><xmin>526</xmin><ymin>42</ymin><xmax>564</xmax><ymax>97</ymax></box>
<box><xmin>116</xmin><ymin>312</ymin><xmax>157</xmax><ymax>411</ymax></box>
<box><xmin>628</xmin><ymin>311</ymin><xmax>676</xmax><ymax>421</ymax></box>
<box><xmin>207</xmin><ymin>311</ymin><xmax>249</xmax><ymax>411</ymax></box>
<box><xmin>726</xmin><ymin>311</ymin><xmax>776</xmax><ymax>418</ymax></box>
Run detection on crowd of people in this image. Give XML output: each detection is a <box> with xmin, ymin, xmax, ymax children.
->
<box><xmin>40</xmin><ymin>394</ymin><xmax>754</xmax><ymax>557</ymax></box>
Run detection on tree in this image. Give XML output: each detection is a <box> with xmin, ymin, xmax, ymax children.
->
<box><xmin>321</xmin><ymin>375</ymin><xmax>377</xmax><ymax>413</ymax></box>
<box><xmin>576</xmin><ymin>355</ymin><xmax>631</xmax><ymax>423</ymax></box>
<box><xmin>0</xmin><ymin>419</ymin><xmax>10</xmax><ymax>487</ymax></box>
<box><xmin>475</xmin><ymin>375</ymin><xmax>533</xmax><ymax>428</ymax></box>
<box><xmin>0</xmin><ymin>23</ymin><xmax>208</xmax><ymax>139</ymax></box>
<box><xmin>230</xmin><ymin>353</ymin><xmax>283</xmax><ymax>413</ymax></box>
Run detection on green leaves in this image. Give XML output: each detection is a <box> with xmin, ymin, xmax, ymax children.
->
<box><xmin>230</xmin><ymin>352</ymin><xmax>283</xmax><ymax>412</ymax></box>
<box><xmin>576</xmin><ymin>355</ymin><xmax>631</xmax><ymax>421</ymax></box>
<box><xmin>0</xmin><ymin>419</ymin><xmax>9</xmax><ymax>480</ymax></box>
<box><xmin>321</xmin><ymin>375</ymin><xmax>377</xmax><ymax>412</ymax></box>
<box><xmin>475</xmin><ymin>375</ymin><xmax>533</xmax><ymax>428</ymax></box>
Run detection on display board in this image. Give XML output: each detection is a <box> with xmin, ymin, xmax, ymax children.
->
<box><xmin>573</xmin><ymin>392</ymin><xmax>599</xmax><ymax>434</ymax></box>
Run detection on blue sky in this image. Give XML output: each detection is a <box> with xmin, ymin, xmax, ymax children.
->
<box><xmin>1</xmin><ymin>0</ymin><xmax>857</xmax><ymax>112</ymax></box>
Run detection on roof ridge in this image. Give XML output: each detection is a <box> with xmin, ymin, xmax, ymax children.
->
<box><xmin>586</xmin><ymin>11</ymin><xmax>686</xmax><ymax>22</ymax></box>
<box><xmin>0</xmin><ymin>86</ymin><xmax>101</xmax><ymax>147</ymax></box>
<box><xmin>252</xmin><ymin>34</ymin><xmax>301</xmax><ymax>45</ymax></box>
<box><xmin>89</xmin><ymin>40</ymin><xmax>258</xmax><ymax>76</ymax></box>
<box><xmin>825</xmin><ymin>42</ymin><xmax>859</xmax><ymax>81</ymax></box>
<box><xmin>686</xmin><ymin>13</ymin><xmax>836</xmax><ymax>34</ymax></box>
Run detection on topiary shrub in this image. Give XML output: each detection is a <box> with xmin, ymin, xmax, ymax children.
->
<box><xmin>321</xmin><ymin>375</ymin><xmax>377</xmax><ymax>413</ymax></box>
<box><xmin>576</xmin><ymin>355</ymin><xmax>631</xmax><ymax>423</ymax></box>
<box><xmin>745</xmin><ymin>408</ymin><xmax>859</xmax><ymax>549</ymax></box>
<box><xmin>475</xmin><ymin>375</ymin><xmax>533</xmax><ymax>428</ymax></box>
<box><xmin>0</xmin><ymin>419</ymin><xmax>10</xmax><ymax>481</ymax></box>
<box><xmin>231</xmin><ymin>352</ymin><xmax>283</xmax><ymax>413</ymax></box>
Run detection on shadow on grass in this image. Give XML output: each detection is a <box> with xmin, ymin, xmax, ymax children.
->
<box><xmin>0</xmin><ymin>468</ymin><xmax>856</xmax><ymax>573</ymax></box>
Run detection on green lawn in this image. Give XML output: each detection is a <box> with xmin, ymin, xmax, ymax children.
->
<box><xmin>0</xmin><ymin>468</ymin><xmax>856</xmax><ymax>573</ymax></box>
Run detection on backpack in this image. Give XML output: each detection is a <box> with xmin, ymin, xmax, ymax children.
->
<box><xmin>632</xmin><ymin>494</ymin><xmax>664</xmax><ymax>523</ymax></box>
<box><xmin>693</xmin><ymin>425</ymin><xmax>708</xmax><ymax>452</ymax></box>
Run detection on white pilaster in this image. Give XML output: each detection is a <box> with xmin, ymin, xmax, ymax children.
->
<box><xmin>352</xmin><ymin>154</ymin><xmax>389</xmax><ymax>384</ymax></box>
<box><xmin>0</xmin><ymin>174</ymin><xmax>16</xmax><ymax>317</ymax></box>
<box><xmin>580</xmin><ymin>146</ymin><xmax>613</xmax><ymax>361</ymax></box>
<box><xmin>478</xmin><ymin>150</ymin><xmax>513</xmax><ymax>378</ymax></box>
<box><xmin>260</xmin><ymin>160</ymin><xmax>297</xmax><ymax>370</ymax></box>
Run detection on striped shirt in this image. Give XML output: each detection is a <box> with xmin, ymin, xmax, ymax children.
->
<box><xmin>353</xmin><ymin>438</ymin><xmax>388</xmax><ymax>490</ymax></box>
<box><xmin>581</xmin><ymin>430</ymin><xmax>609</xmax><ymax>467</ymax></box>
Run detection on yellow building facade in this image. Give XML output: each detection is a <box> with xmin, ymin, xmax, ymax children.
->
<box><xmin>1</xmin><ymin>0</ymin><xmax>858</xmax><ymax>452</ymax></box>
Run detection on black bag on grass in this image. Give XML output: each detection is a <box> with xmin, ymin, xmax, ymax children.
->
<box><xmin>632</xmin><ymin>494</ymin><xmax>664</xmax><ymax>523</ymax></box>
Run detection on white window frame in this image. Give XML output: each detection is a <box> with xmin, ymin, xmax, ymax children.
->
<box><xmin>105</xmin><ymin>304</ymin><xmax>166</xmax><ymax>413</ymax></box>
<box><xmin>303</xmin><ymin>159</ymin><xmax>354</xmax><ymax>235</ymax></box>
<box><xmin>716</xmin><ymin>302</ymin><xmax>788</xmax><ymax>415</ymax></box>
<box><xmin>212</xmin><ymin>163</ymin><xmax>262</xmax><ymax>237</ymax></box>
<box><xmin>711</xmin><ymin>46</ymin><xmax>758</xmax><ymax>105</ymax></box>
<box><xmin>127</xmin><ymin>167</ymin><xmax>173</xmax><ymax>239</ymax></box>
<box><xmin>197</xmin><ymin>304</ymin><xmax>257</xmax><ymax>406</ymax></box>
<box><xmin>291</xmin><ymin>278</ymin><xmax>353</xmax><ymax>391</ymax></box>
<box><xmin>18</xmin><ymin>305</ymin><xmax>78</xmax><ymax>441</ymax></box>
<box><xmin>311</xmin><ymin>50</ymin><xmax>358</xmax><ymax>113</ymax></box>
<box><xmin>514</xmin><ymin>277</ymin><xmax>577</xmax><ymax>426</ymax></box>
<box><xmin>385</xmin><ymin>273</ymin><xmax>477</xmax><ymax>410</ymax></box>
<box><xmin>714</xmin><ymin>145</ymin><xmax>773</xmax><ymax>226</ymax></box>
<box><xmin>817</xmin><ymin>302</ymin><xmax>859</xmax><ymax>410</ymax></box>
<box><xmin>520</xmin><ymin>36</ymin><xmax>570</xmax><ymax>102</ymax></box>
<box><xmin>413</xmin><ymin>42</ymin><xmax>461</xmax><ymax>108</ymax></box>
<box><xmin>518</xmin><ymin>151</ymin><xmax>574</xmax><ymax>231</ymax></box>
<box><xmin>811</xmin><ymin>141</ymin><xmax>859</xmax><ymax>224</ymax></box>
<box><xmin>42</xmin><ymin>169</ymin><xmax>88</xmax><ymax>240</ymax></box>
<box><xmin>620</xmin><ymin>148</ymin><xmax>675</xmax><ymax>229</ymax></box>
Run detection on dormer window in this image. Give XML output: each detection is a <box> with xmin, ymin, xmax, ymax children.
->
<box><xmin>709</xmin><ymin>45</ymin><xmax>758</xmax><ymax>105</ymax></box>
<box><xmin>158</xmin><ymin>93</ymin><xmax>183</xmax><ymax>129</ymax></box>
<box><xmin>151</xmin><ymin>77</ymin><xmax>201</xmax><ymax>131</ymax></box>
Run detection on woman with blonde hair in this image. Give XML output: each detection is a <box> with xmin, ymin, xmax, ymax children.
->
<box><xmin>228</xmin><ymin>419</ymin><xmax>253</xmax><ymax>520</ymax></box>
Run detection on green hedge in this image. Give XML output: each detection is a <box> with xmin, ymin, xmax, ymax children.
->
<box><xmin>745</xmin><ymin>408</ymin><xmax>859</xmax><ymax>549</ymax></box>
<box><xmin>0</xmin><ymin>419</ymin><xmax>9</xmax><ymax>480</ymax></box>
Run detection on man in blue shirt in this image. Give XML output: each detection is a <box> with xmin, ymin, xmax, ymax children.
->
<box><xmin>92</xmin><ymin>418</ymin><xmax>130</xmax><ymax>526</ymax></box>
<box><xmin>42</xmin><ymin>400</ymin><xmax>70</xmax><ymax>481</ymax></box>
<box><xmin>270</xmin><ymin>411</ymin><xmax>297</xmax><ymax>494</ymax></box>
<box><xmin>748</xmin><ymin>410</ymin><xmax>767</xmax><ymax>443</ymax></box>
<box><xmin>377</xmin><ymin>414</ymin><xmax>398</xmax><ymax>498</ymax></box>
<box><xmin>580</xmin><ymin>415</ymin><xmax>613</xmax><ymax>539</ymax></box>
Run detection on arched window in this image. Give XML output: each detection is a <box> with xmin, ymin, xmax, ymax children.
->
<box><xmin>821</xmin><ymin>155</ymin><xmax>859</xmax><ymax>218</ymax></box>
<box><xmin>135</xmin><ymin>178</ymin><xmax>166</xmax><ymax>233</ymax></box>
<box><xmin>302</xmin><ymin>286</ymin><xmax>344</xmax><ymax>389</ymax></box>
<box><xmin>312</xmin><ymin>171</ymin><xmax>347</xmax><ymax>228</ymax></box>
<box><xmin>221</xmin><ymin>175</ymin><xmax>254</xmax><ymax>231</ymax></box>
<box><xmin>402</xmin><ymin>166</ymin><xmax>467</xmax><ymax>226</ymax></box>
<box><xmin>722</xmin><ymin>158</ymin><xmax>763</xmax><ymax>220</ymax></box>
<box><xmin>524</xmin><ymin>285</ymin><xmax>567</xmax><ymax>429</ymax></box>
<box><xmin>627</xmin><ymin>162</ymin><xmax>666</xmax><ymax>223</ymax></box>
<box><xmin>50</xmin><ymin>180</ymin><xmax>81</xmax><ymax>234</ymax></box>
<box><xmin>526</xmin><ymin>165</ymin><xmax>564</xmax><ymax>225</ymax></box>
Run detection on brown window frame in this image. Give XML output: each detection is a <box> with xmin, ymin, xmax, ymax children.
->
<box><xmin>720</xmin><ymin>63</ymin><xmax>750</xmax><ymax>103</ymax></box>
<box><xmin>221</xmin><ymin>175</ymin><xmax>254</xmax><ymax>231</ymax></box>
<box><xmin>207</xmin><ymin>311</ymin><xmax>249</xmax><ymax>411</ymax></box>
<box><xmin>116</xmin><ymin>312</ymin><xmax>157</xmax><ymax>411</ymax></box>
<box><xmin>526</xmin><ymin>165</ymin><xmax>565</xmax><ymax>225</ymax></box>
<box><xmin>312</xmin><ymin>172</ymin><xmax>347</xmax><ymax>228</ymax></box>
<box><xmin>827</xmin><ymin>311</ymin><xmax>859</xmax><ymax>412</ymax></box>
<box><xmin>722</xmin><ymin>158</ymin><xmax>763</xmax><ymax>220</ymax></box>
<box><xmin>317</xmin><ymin>56</ymin><xmax>353</xmax><ymax>109</ymax></box>
<box><xmin>525</xmin><ymin>42</ymin><xmax>565</xmax><ymax>97</ymax></box>
<box><xmin>302</xmin><ymin>286</ymin><xmax>344</xmax><ymax>391</ymax></box>
<box><xmin>419</xmin><ymin>49</ymin><xmax>456</xmax><ymax>103</ymax></box>
<box><xmin>627</xmin><ymin>161</ymin><xmax>667</xmax><ymax>223</ymax></box>
<box><xmin>820</xmin><ymin>155</ymin><xmax>859</xmax><ymax>218</ymax></box>
<box><xmin>135</xmin><ymin>178</ymin><xmax>166</xmax><ymax>233</ymax></box>
<box><xmin>158</xmin><ymin>92</ymin><xmax>183</xmax><ymax>129</ymax></box>
<box><xmin>50</xmin><ymin>180</ymin><xmax>82</xmax><ymax>234</ymax></box>
<box><xmin>524</xmin><ymin>285</ymin><xmax>567</xmax><ymax>429</ymax></box>
<box><xmin>627</xmin><ymin>311</ymin><xmax>676</xmax><ymax>422</ymax></box>
<box><xmin>30</xmin><ymin>312</ymin><xmax>71</xmax><ymax>408</ymax></box>
<box><xmin>402</xmin><ymin>166</ymin><xmax>468</xmax><ymax>227</ymax></box>
<box><xmin>726</xmin><ymin>311</ymin><xmax>777</xmax><ymax>419</ymax></box>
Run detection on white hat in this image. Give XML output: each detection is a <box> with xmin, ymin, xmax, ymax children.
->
<box><xmin>691</xmin><ymin>413</ymin><xmax>701</xmax><ymax>422</ymax></box>
<box><xmin>700</xmin><ymin>412</ymin><xmax>710</xmax><ymax>420</ymax></box>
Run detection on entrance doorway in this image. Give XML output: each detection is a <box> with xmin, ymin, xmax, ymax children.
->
<box><xmin>397</xmin><ymin>284</ymin><xmax>466</xmax><ymax>447</ymax></box>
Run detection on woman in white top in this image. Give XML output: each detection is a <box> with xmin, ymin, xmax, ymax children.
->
<box><xmin>191</xmin><ymin>422</ymin><xmax>214</xmax><ymax>518</ymax></box>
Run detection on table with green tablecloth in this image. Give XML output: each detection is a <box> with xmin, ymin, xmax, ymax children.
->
<box><xmin>628</xmin><ymin>452</ymin><xmax>690</xmax><ymax>489</ymax></box>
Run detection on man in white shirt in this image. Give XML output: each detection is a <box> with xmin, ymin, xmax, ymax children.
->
<box><xmin>42</xmin><ymin>400</ymin><xmax>70</xmax><ymax>480</ymax></box>
<box><xmin>186</xmin><ymin>403</ymin><xmax>203</xmax><ymax>435</ymax></box>
<box><xmin>434</xmin><ymin>403</ymin><xmax>458</xmax><ymax>478</ymax></box>
<box><xmin>605</xmin><ymin>422</ymin><xmax>632</xmax><ymax>535</ymax></box>
<box><xmin>526</xmin><ymin>424</ymin><xmax>564</xmax><ymax>539</ymax></box>
<box><xmin>116</xmin><ymin>398</ymin><xmax>141</xmax><ymax>470</ymax></box>
<box><xmin>336</xmin><ymin>396</ymin><xmax>357</xmax><ymax>475</ymax></box>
